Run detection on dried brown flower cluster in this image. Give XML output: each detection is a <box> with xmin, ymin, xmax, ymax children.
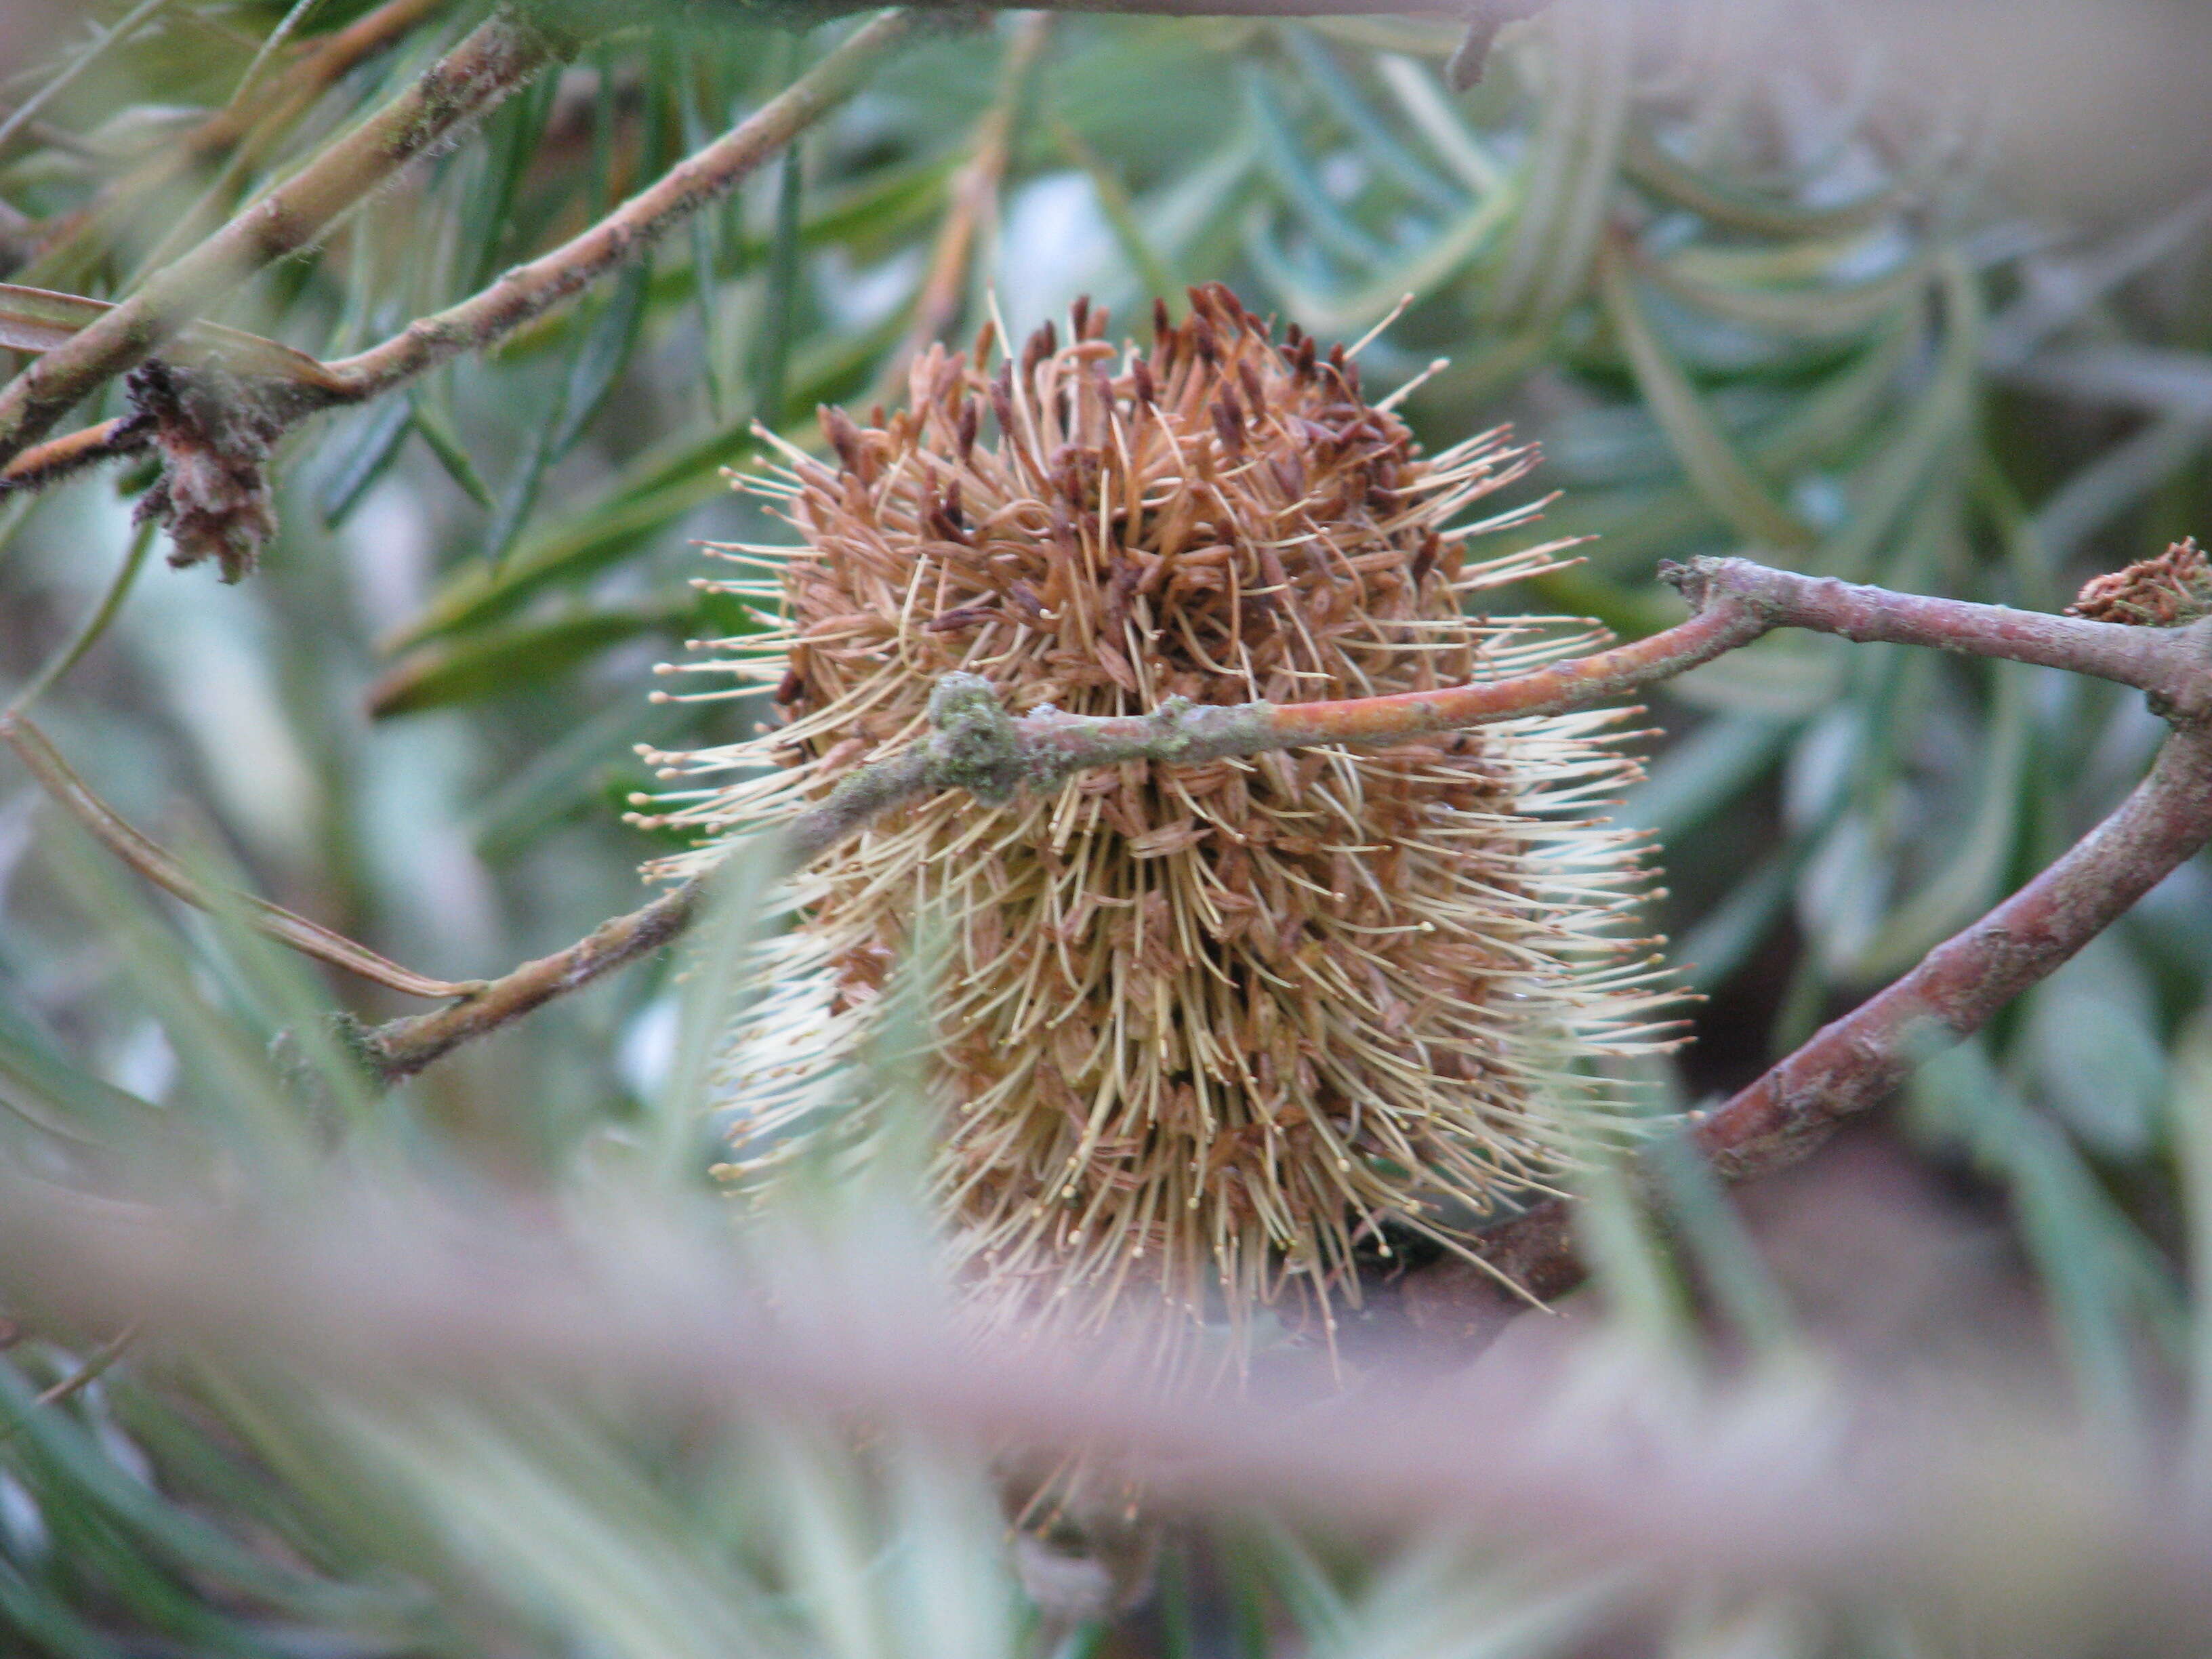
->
<box><xmin>2068</xmin><ymin>537</ymin><xmax>2212</xmax><ymax>628</ymax></box>
<box><xmin>643</xmin><ymin>285</ymin><xmax>1675</xmax><ymax>1357</ymax></box>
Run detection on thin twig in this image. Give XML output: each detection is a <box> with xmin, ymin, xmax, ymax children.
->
<box><xmin>362</xmin><ymin>744</ymin><xmax>943</xmax><ymax>1076</ymax></box>
<box><xmin>22</xmin><ymin>0</ymin><xmax>445</xmax><ymax>281</ymax></box>
<box><xmin>0</xmin><ymin>712</ymin><xmax>483</xmax><ymax>1001</ymax></box>
<box><xmin>0</xmin><ymin>413</ymin><xmax>152</xmax><ymax>493</ymax></box>
<box><xmin>359</xmin><ymin>556</ymin><xmax>2212</xmax><ymax>1076</ymax></box>
<box><xmin>363</xmin><ymin>880</ymin><xmax>703</xmax><ymax>1079</ymax></box>
<box><xmin>323</xmin><ymin>9</ymin><xmax>923</xmax><ymax>404</ymax></box>
<box><xmin>2</xmin><ymin>1322</ymin><xmax>142</xmax><ymax>1442</ymax></box>
<box><xmin>0</xmin><ymin>8</ymin><xmax>567</xmax><ymax>466</ymax></box>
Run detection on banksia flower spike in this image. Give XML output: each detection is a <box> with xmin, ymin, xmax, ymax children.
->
<box><xmin>641</xmin><ymin>285</ymin><xmax>1676</xmax><ymax>1361</ymax></box>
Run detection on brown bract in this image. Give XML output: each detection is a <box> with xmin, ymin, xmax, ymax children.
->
<box><xmin>644</xmin><ymin>285</ymin><xmax>1677</xmax><ymax>1362</ymax></box>
<box><xmin>2068</xmin><ymin>537</ymin><xmax>2212</xmax><ymax>628</ymax></box>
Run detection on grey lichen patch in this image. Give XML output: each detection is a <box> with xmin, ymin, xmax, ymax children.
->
<box><xmin>926</xmin><ymin>672</ymin><xmax>1028</xmax><ymax>806</ymax></box>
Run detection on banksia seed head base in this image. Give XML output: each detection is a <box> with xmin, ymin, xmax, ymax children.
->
<box><xmin>643</xmin><ymin>285</ymin><xmax>1675</xmax><ymax>1359</ymax></box>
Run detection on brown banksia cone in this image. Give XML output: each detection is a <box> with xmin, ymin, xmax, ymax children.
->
<box><xmin>640</xmin><ymin>285</ymin><xmax>1677</xmax><ymax>1363</ymax></box>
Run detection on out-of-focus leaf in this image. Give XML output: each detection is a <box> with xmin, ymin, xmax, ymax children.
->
<box><xmin>1667</xmin><ymin>634</ymin><xmax>1848</xmax><ymax>720</ymax></box>
<box><xmin>469</xmin><ymin>698</ymin><xmax>697</xmax><ymax>863</ymax></box>
<box><xmin>409</xmin><ymin>393</ymin><xmax>497</xmax><ymax>510</ymax></box>
<box><xmin>1052</xmin><ymin>117</ymin><xmax>1179</xmax><ymax>306</ymax></box>
<box><xmin>1794</xmin><ymin>809</ymin><xmax>1889</xmax><ymax>977</ymax></box>
<box><xmin>2032</xmin><ymin>411</ymin><xmax>2212</xmax><ymax>572</ymax></box>
<box><xmin>1249</xmin><ymin>1517</ymin><xmax>1351</xmax><ymax>1650</ymax></box>
<box><xmin>1599</xmin><ymin>242</ymin><xmax>1815</xmax><ymax>552</ymax></box>
<box><xmin>1809</xmin><ymin>253</ymin><xmax>1982</xmax><ymax>583</ymax></box>
<box><xmin>482</xmin><ymin>397</ymin><xmax>566</xmax><ymax>570</ymax></box>
<box><xmin>1911</xmin><ymin>1040</ymin><xmax>2183</xmax><ymax>1428</ymax></box>
<box><xmin>1675</xmin><ymin>851</ymin><xmax>1792</xmax><ymax>994</ymax></box>
<box><xmin>1279</xmin><ymin>28</ymin><xmax>1458</xmax><ymax>213</ymax></box>
<box><xmin>1646</xmin><ymin>1129</ymin><xmax>1795</xmax><ymax>1351</ymax></box>
<box><xmin>1622</xmin><ymin>127</ymin><xmax>1925</xmax><ymax>240</ymax></box>
<box><xmin>1620</xmin><ymin>713</ymin><xmax>1796</xmax><ymax>841</ymax></box>
<box><xmin>316</xmin><ymin>395</ymin><xmax>414</xmax><ymax>528</ymax></box>
<box><xmin>1850</xmin><ymin>663</ymin><xmax>2031</xmax><ymax>982</ymax></box>
<box><xmin>389</xmin><ymin>311</ymin><xmax>900</xmax><ymax>650</ymax></box>
<box><xmin>367</xmin><ymin>601</ymin><xmax>689</xmax><ymax>718</ymax></box>
<box><xmin>1649</xmin><ymin>247</ymin><xmax>1936</xmax><ymax>342</ymax></box>
<box><xmin>1574</xmin><ymin>1155</ymin><xmax>1693</xmax><ymax>1344</ymax></box>
<box><xmin>462</xmin><ymin>70</ymin><xmax>562</xmax><ymax>294</ymax></box>
<box><xmin>1371</xmin><ymin>53</ymin><xmax>1504</xmax><ymax>194</ymax></box>
<box><xmin>0</xmin><ymin>1361</ymin><xmax>403</xmax><ymax>1629</ymax></box>
<box><xmin>1483</xmin><ymin>3</ymin><xmax>1629</xmax><ymax>330</ymax></box>
<box><xmin>554</xmin><ymin>258</ymin><xmax>655</xmax><ymax>458</ymax></box>
<box><xmin>0</xmin><ymin>996</ymin><xmax>163</xmax><ymax>1149</ymax></box>
<box><xmin>2023</xmin><ymin>939</ymin><xmax>2167</xmax><ymax>1160</ymax></box>
<box><xmin>747</xmin><ymin>144</ymin><xmax>806</xmax><ymax>429</ymax></box>
<box><xmin>1248</xmin><ymin>178</ymin><xmax>1516</xmax><ymax>337</ymax></box>
<box><xmin>1242</xmin><ymin>65</ymin><xmax>1391</xmax><ymax>270</ymax></box>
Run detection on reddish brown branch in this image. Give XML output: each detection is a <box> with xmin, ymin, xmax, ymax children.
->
<box><xmin>324</xmin><ymin>11</ymin><xmax>922</xmax><ymax>403</ymax></box>
<box><xmin>1454</xmin><ymin>722</ymin><xmax>2212</xmax><ymax>1310</ymax></box>
<box><xmin>361</xmin><ymin>746</ymin><xmax>941</xmax><ymax>1077</ymax></box>
<box><xmin>0</xmin><ymin>9</ymin><xmax>567</xmax><ymax>466</ymax></box>
<box><xmin>0</xmin><ymin>712</ymin><xmax>483</xmax><ymax>1002</ymax></box>
<box><xmin>0</xmin><ymin>414</ymin><xmax>151</xmax><ymax>493</ymax></box>
<box><xmin>24</xmin><ymin>0</ymin><xmax>447</xmax><ymax>280</ymax></box>
<box><xmin>361</xmin><ymin>879</ymin><xmax>701</xmax><ymax>1079</ymax></box>
<box><xmin>358</xmin><ymin>556</ymin><xmax>2212</xmax><ymax>1078</ymax></box>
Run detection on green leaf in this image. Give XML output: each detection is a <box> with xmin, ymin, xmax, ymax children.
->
<box><xmin>1241</xmin><ymin>64</ymin><xmax>1392</xmax><ymax>270</ymax></box>
<box><xmin>2023</xmin><ymin>939</ymin><xmax>2168</xmax><ymax>1160</ymax></box>
<box><xmin>1620</xmin><ymin>713</ymin><xmax>1796</xmax><ymax>842</ymax></box>
<box><xmin>1279</xmin><ymin>27</ymin><xmax>1460</xmax><ymax>213</ymax></box>
<box><xmin>367</xmin><ymin>601</ymin><xmax>690</xmax><ymax>718</ymax></box>
<box><xmin>468</xmin><ymin>696</ymin><xmax>699</xmax><ymax>863</ymax></box>
<box><xmin>1850</xmin><ymin>661</ymin><xmax>2031</xmax><ymax>982</ymax></box>
<box><xmin>747</xmin><ymin>143</ymin><xmax>806</xmax><ymax>428</ymax></box>
<box><xmin>554</xmin><ymin>258</ymin><xmax>656</xmax><ymax>459</ymax></box>
<box><xmin>409</xmin><ymin>393</ymin><xmax>497</xmax><ymax>510</ymax></box>
<box><xmin>0</xmin><ymin>995</ymin><xmax>167</xmax><ymax>1153</ymax></box>
<box><xmin>1598</xmin><ymin>243</ymin><xmax>1815</xmax><ymax>552</ymax></box>
<box><xmin>388</xmin><ymin>309</ymin><xmax>901</xmax><ymax>650</ymax></box>
<box><xmin>316</xmin><ymin>395</ymin><xmax>414</xmax><ymax>529</ymax></box>
<box><xmin>1910</xmin><ymin>1041</ymin><xmax>2182</xmax><ymax>1428</ymax></box>
<box><xmin>1650</xmin><ymin>245</ymin><xmax>1937</xmax><ymax>342</ymax></box>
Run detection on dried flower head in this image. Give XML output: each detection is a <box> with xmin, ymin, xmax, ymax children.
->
<box><xmin>2068</xmin><ymin>537</ymin><xmax>2212</xmax><ymax>628</ymax></box>
<box><xmin>641</xmin><ymin>285</ymin><xmax>1675</xmax><ymax>1355</ymax></box>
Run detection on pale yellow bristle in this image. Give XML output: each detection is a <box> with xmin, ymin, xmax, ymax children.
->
<box><xmin>642</xmin><ymin>288</ymin><xmax>1679</xmax><ymax>1368</ymax></box>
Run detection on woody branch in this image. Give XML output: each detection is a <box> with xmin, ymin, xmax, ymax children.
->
<box><xmin>0</xmin><ymin>1</ymin><xmax>1557</xmax><ymax>496</ymax></box>
<box><xmin>0</xmin><ymin>8</ymin><xmax>570</xmax><ymax>470</ymax></box>
<box><xmin>0</xmin><ymin>9</ymin><xmax>922</xmax><ymax>491</ymax></box>
<box><xmin>356</xmin><ymin>554</ymin><xmax>2212</xmax><ymax>1080</ymax></box>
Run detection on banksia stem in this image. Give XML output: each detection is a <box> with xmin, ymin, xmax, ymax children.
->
<box><xmin>643</xmin><ymin>284</ymin><xmax>1677</xmax><ymax>1361</ymax></box>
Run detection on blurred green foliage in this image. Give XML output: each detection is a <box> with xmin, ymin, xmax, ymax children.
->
<box><xmin>0</xmin><ymin>0</ymin><xmax>2210</xmax><ymax>1653</ymax></box>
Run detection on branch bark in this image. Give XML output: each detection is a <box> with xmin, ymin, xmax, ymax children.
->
<box><xmin>356</xmin><ymin>556</ymin><xmax>2212</xmax><ymax>1078</ymax></box>
<box><xmin>21</xmin><ymin>0</ymin><xmax>448</xmax><ymax>283</ymax></box>
<box><xmin>323</xmin><ymin>9</ymin><xmax>922</xmax><ymax>403</ymax></box>
<box><xmin>0</xmin><ymin>712</ymin><xmax>483</xmax><ymax>1002</ymax></box>
<box><xmin>0</xmin><ymin>9</ymin><xmax>567</xmax><ymax>467</ymax></box>
<box><xmin>1433</xmin><ymin>726</ymin><xmax>2212</xmax><ymax>1315</ymax></box>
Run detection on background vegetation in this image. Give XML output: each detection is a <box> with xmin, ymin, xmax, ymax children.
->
<box><xmin>1</xmin><ymin>0</ymin><xmax>2210</xmax><ymax>1652</ymax></box>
